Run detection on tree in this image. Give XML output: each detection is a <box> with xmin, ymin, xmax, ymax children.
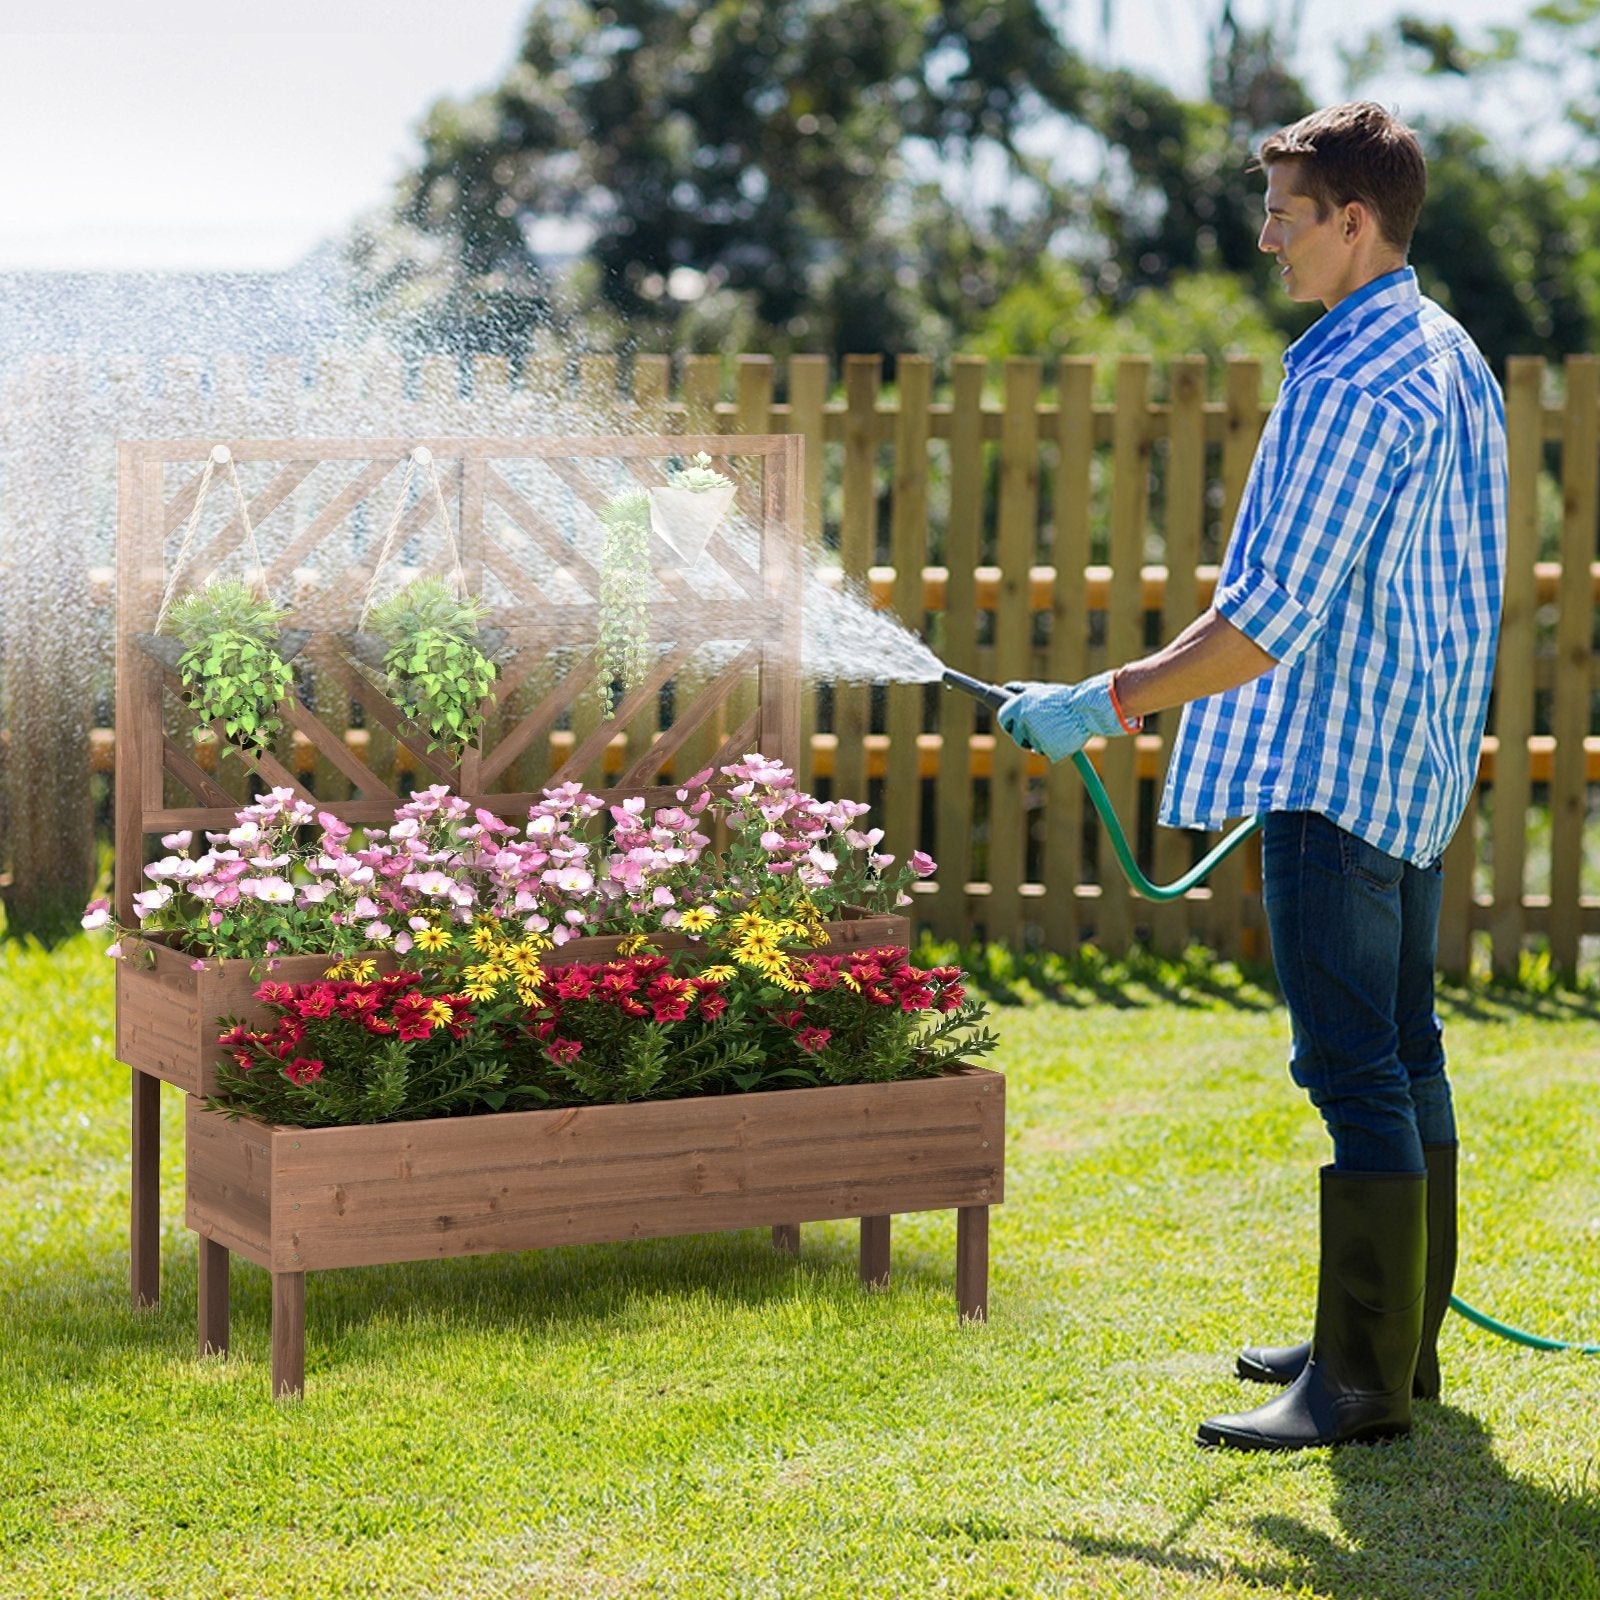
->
<box><xmin>352</xmin><ymin>0</ymin><xmax>1094</xmax><ymax>361</ymax></box>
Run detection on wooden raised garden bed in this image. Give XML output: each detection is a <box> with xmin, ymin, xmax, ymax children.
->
<box><xmin>189</xmin><ymin>1066</ymin><xmax>1004</xmax><ymax>1397</ymax></box>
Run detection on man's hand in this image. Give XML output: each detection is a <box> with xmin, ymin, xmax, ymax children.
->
<box><xmin>998</xmin><ymin>670</ymin><xmax>1126</xmax><ymax>762</ymax></box>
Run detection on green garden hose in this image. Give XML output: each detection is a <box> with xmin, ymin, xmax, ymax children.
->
<box><xmin>940</xmin><ymin>664</ymin><xmax>1598</xmax><ymax>1356</ymax></box>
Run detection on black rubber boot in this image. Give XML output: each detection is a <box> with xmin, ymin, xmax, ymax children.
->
<box><xmin>1235</xmin><ymin>1144</ymin><xmax>1457</xmax><ymax>1400</ymax></box>
<box><xmin>1199</xmin><ymin>1167</ymin><xmax>1425</xmax><ymax>1451</ymax></box>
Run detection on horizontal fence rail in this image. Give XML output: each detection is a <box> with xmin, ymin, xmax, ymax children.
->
<box><xmin>2</xmin><ymin>348</ymin><xmax>1596</xmax><ymax>974</ymax></box>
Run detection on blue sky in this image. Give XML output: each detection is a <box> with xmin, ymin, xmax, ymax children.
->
<box><xmin>2</xmin><ymin>0</ymin><xmax>1527</xmax><ymax>272</ymax></box>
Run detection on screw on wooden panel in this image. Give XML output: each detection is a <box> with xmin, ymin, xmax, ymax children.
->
<box><xmin>292</xmin><ymin>1141</ymin><xmax>301</xmax><ymax>1149</ymax></box>
<box><xmin>292</xmin><ymin>1253</ymin><xmax>301</xmax><ymax>1262</ymax></box>
<box><xmin>981</xmin><ymin>1140</ymin><xmax>989</xmax><ymax>1148</ymax></box>
<box><xmin>979</xmin><ymin>1187</ymin><xmax>989</xmax><ymax>1197</ymax></box>
<box><xmin>292</xmin><ymin>1203</ymin><xmax>300</xmax><ymax>1210</ymax></box>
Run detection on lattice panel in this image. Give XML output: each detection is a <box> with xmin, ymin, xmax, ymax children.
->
<box><xmin>115</xmin><ymin>436</ymin><xmax>804</xmax><ymax>920</ymax></box>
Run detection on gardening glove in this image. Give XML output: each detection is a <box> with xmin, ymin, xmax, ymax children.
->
<box><xmin>998</xmin><ymin>670</ymin><xmax>1127</xmax><ymax>762</ymax></box>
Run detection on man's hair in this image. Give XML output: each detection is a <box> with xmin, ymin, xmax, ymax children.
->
<box><xmin>1256</xmin><ymin>102</ymin><xmax>1426</xmax><ymax>254</ymax></box>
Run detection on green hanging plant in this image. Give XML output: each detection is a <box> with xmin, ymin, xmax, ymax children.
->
<box><xmin>596</xmin><ymin>488</ymin><xmax>653</xmax><ymax>718</ymax></box>
<box><xmin>166</xmin><ymin>578</ymin><xmax>299</xmax><ymax>755</ymax></box>
<box><xmin>367</xmin><ymin>577</ymin><xmax>498</xmax><ymax>762</ymax></box>
<box><xmin>595</xmin><ymin>454</ymin><xmax>734</xmax><ymax>718</ymax></box>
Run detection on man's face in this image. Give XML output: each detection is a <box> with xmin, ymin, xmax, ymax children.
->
<box><xmin>1258</xmin><ymin>162</ymin><xmax>1359</xmax><ymax>310</ymax></box>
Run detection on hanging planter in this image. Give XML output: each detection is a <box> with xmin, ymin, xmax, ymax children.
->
<box><xmin>648</xmin><ymin>451</ymin><xmax>737</xmax><ymax>565</ymax></box>
<box><xmin>349</xmin><ymin>447</ymin><xmax>498</xmax><ymax>764</ymax></box>
<box><xmin>142</xmin><ymin>447</ymin><xmax>304</xmax><ymax>758</ymax></box>
<box><xmin>595</xmin><ymin>452</ymin><xmax>735</xmax><ymax>717</ymax></box>
<box><xmin>362</xmin><ymin>577</ymin><xmax>498</xmax><ymax>762</ymax></box>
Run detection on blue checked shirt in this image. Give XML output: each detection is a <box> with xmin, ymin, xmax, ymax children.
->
<box><xmin>1160</xmin><ymin>268</ymin><xmax>1507</xmax><ymax>865</ymax></box>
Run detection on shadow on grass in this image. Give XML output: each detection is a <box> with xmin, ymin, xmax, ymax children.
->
<box><xmin>1059</xmin><ymin>1405</ymin><xmax>1600</xmax><ymax>1599</ymax></box>
<box><xmin>9</xmin><ymin>1223</ymin><xmax>964</xmax><ymax>1388</ymax></box>
<box><xmin>917</xmin><ymin>939</ymin><xmax>1280</xmax><ymax>1013</ymax></box>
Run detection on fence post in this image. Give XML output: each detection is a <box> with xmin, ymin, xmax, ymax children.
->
<box><xmin>785</xmin><ymin>355</ymin><xmax>828</xmax><ymax>797</ymax></box>
<box><xmin>1096</xmin><ymin>357</ymin><xmax>1151</xmax><ymax>953</ymax></box>
<box><xmin>1549</xmin><ymin>355</ymin><xmax>1598</xmax><ymax>974</ymax></box>
<box><xmin>1149</xmin><ymin>355</ymin><xmax>1207</xmax><ymax>956</ymax></box>
<box><xmin>886</xmin><ymin>355</ymin><xmax>932</xmax><ymax>886</ymax></box>
<box><xmin>1042</xmin><ymin>358</ymin><xmax>1096</xmax><ymax>956</ymax></box>
<box><xmin>987</xmin><ymin>359</ymin><xmax>1042</xmax><ymax>948</ymax></box>
<box><xmin>835</xmin><ymin>355</ymin><xmax>881</xmax><ymax>809</ymax></box>
<box><xmin>931</xmin><ymin>357</ymin><xmax>986</xmax><ymax>942</ymax></box>
<box><xmin>1490</xmin><ymin>357</ymin><xmax>1544</xmax><ymax>978</ymax></box>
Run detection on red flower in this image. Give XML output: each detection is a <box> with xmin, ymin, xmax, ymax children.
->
<box><xmin>285</xmin><ymin>1056</ymin><xmax>325</xmax><ymax>1085</ymax></box>
<box><xmin>296</xmin><ymin>985</ymin><xmax>337</xmax><ymax>1019</ymax></box>
<box><xmin>698</xmin><ymin>992</ymin><xmax>728</xmax><ymax>1022</ymax></box>
<box><xmin>254</xmin><ymin>980</ymin><xmax>295</xmax><ymax>1006</ymax></box>
<box><xmin>546</xmin><ymin>1037</ymin><xmax>583</xmax><ymax>1066</ymax></box>
<box><xmin>796</xmin><ymin>1026</ymin><xmax>832</xmax><ymax>1054</ymax></box>
<box><xmin>232</xmin><ymin>1050</ymin><xmax>254</xmax><ymax>1071</ymax></box>
<box><xmin>551</xmin><ymin>968</ymin><xmax>593</xmax><ymax>1000</ymax></box>
<box><xmin>216</xmin><ymin>1022</ymin><xmax>251</xmax><ymax>1049</ymax></box>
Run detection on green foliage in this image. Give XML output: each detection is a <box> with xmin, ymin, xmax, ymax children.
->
<box><xmin>368</xmin><ymin>577</ymin><xmax>497</xmax><ymax>761</ymax></box>
<box><xmin>166</xmin><ymin>578</ymin><xmax>294</xmax><ymax>754</ymax></box>
<box><xmin>973</xmin><ymin>263</ymin><xmax>1286</xmax><ymax>396</ymax></box>
<box><xmin>595</xmin><ymin>487</ymin><xmax>652</xmax><ymax>717</ymax></box>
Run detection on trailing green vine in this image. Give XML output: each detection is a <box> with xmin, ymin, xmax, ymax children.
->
<box><xmin>596</xmin><ymin>487</ymin><xmax>653</xmax><ymax>717</ymax></box>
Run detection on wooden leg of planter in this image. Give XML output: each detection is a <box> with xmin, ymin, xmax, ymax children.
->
<box><xmin>956</xmin><ymin>1205</ymin><xmax>988</xmax><ymax>1323</ymax></box>
<box><xmin>198</xmin><ymin>1237</ymin><xmax>229</xmax><ymax>1357</ymax></box>
<box><xmin>271</xmin><ymin>1271</ymin><xmax>305</xmax><ymax>1400</ymax></box>
<box><xmin>771</xmin><ymin>1224</ymin><xmax>800</xmax><ymax>1254</ymax></box>
<box><xmin>131</xmin><ymin>1068</ymin><xmax>160</xmax><ymax>1309</ymax></box>
<box><xmin>860</xmin><ymin>1214</ymin><xmax>891</xmax><ymax>1290</ymax></box>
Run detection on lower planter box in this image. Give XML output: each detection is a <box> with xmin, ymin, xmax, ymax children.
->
<box><xmin>187</xmin><ymin>1065</ymin><xmax>1004</xmax><ymax>1397</ymax></box>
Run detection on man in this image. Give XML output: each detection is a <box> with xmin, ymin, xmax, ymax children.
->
<box><xmin>999</xmin><ymin>102</ymin><xmax>1507</xmax><ymax>1452</ymax></box>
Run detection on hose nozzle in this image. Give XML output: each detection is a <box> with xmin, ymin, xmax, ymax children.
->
<box><xmin>940</xmin><ymin>667</ymin><xmax>1012</xmax><ymax>713</ymax></box>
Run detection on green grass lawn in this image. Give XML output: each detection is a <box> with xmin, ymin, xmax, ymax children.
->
<box><xmin>2</xmin><ymin>936</ymin><xmax>1597</xmax><ymax>1599</ymax></box>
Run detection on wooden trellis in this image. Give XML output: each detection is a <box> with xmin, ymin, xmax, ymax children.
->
<box><xmin>115</xmin><ymin>433</ymin><xmax>806</xmax><ymax>1309</ymax></box>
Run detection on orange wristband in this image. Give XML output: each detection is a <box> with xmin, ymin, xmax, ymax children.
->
<box><xmin>1108</xmin><ymin>672</ymin><xmax>1142</xmax><ymax>735</ymax></box>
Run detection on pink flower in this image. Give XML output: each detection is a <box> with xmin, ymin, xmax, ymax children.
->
<box><xmin>796</xmin><ymin>1026</ymin><xmax>832</xmax><ymax>1055</ymax></box>
<box><xmin>80</xmin><ymin>898</ymin><xmax>111</xmax><ymax>931</ymax></box>
<box><xmin>910</xmin><ymin>850</ymin><xmax>937</xmax><ymax>878</ymax></box>
<box><xmin>547</xmin><ymin>1037</ymin><xmax>583</xmax><ymax>1066</ymax></box>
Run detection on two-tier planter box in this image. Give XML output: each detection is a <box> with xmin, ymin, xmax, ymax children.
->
<box><xmin>189</xmin><ymin>1066</ymin><xmax>1004</xmax><ymax>1397</ymax></box>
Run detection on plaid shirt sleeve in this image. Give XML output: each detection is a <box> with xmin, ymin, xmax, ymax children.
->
<box><xmin>1216</xmin><ymin>377</ymin><xmax>1413</xmax><ymax>665</ymax></box>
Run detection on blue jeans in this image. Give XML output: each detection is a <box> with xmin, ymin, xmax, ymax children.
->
<box><xmin>1261</xmin><ymin>811</ymin><xmax>1456</xmax><ymax>1174</ymax></box>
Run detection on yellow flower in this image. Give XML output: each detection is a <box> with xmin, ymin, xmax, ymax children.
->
<box><xmin>469</xmin><ymin>921</ymin><xmax>502</xmax><ymax>953</ymax></box>
<box><xmin>426</xmin><ymin>999</ymin><xmax>455</xmax><ymax>1025</ymax></box>
<box><xmin>677</xmin><ymin>906</ymin><xmax>718</xmax><ymax>934</ymax></box>
<box><xmin>840</xmin><ymin>972</ymin><xmax>862</xmax><ymax>993</ymax></box>
<box><xmin>414</xmin><ymin>926</ymin><xmax>452</xmax><ymax>952</ymax></box>
<box><xmin>323</xmin><ymin>957</ymin><xmax>379</xmax><ymax>981</ymax></box>
<box><xmin>465</xmin><ymin>962</ymin><xmax>508</xmax><ymax>992</ymax></box>
<box><xmin>618</xmin><ymin>933</ymin><xmax>657</xmax><ymax>956</ymax></box>
<box><xmin>729</xmin><ymin>909</ymin><xmax>767</xmax><ymax>938</ymax></box>
<box><xmin>768</xmin><ymin>964</ymin><xmax>809</xmax><ymax>994</ymax></box>
<box><xmin>699</xmin><ymin>964</ymin><xmax>736</xmax><ymax>984</ymax></box>
<box><xmin>464</xmin><ymin>976</ymin><xmax>498</xmax><ymax>1001</ymax></box>
<box><xmin>514</xmin><ymin>982</ymin><xmax>540</xmax><ymax>1006</ymax></box>
<box><xmin>506</xmin><ymin>945</ymin><xmax>543</xmax><ymax>980</ymax></box>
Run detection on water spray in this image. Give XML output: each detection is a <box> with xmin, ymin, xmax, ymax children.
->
<box><xmin>939</xmin><ymin>663</ymin><xmax>1599</xmax><ymax>1357</ymax></box>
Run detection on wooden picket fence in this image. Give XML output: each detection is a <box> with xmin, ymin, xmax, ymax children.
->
<box><xmin>1</xmin><ymin>348</ymin><xmax>1596</xmax><ymax>973</ymax></box>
